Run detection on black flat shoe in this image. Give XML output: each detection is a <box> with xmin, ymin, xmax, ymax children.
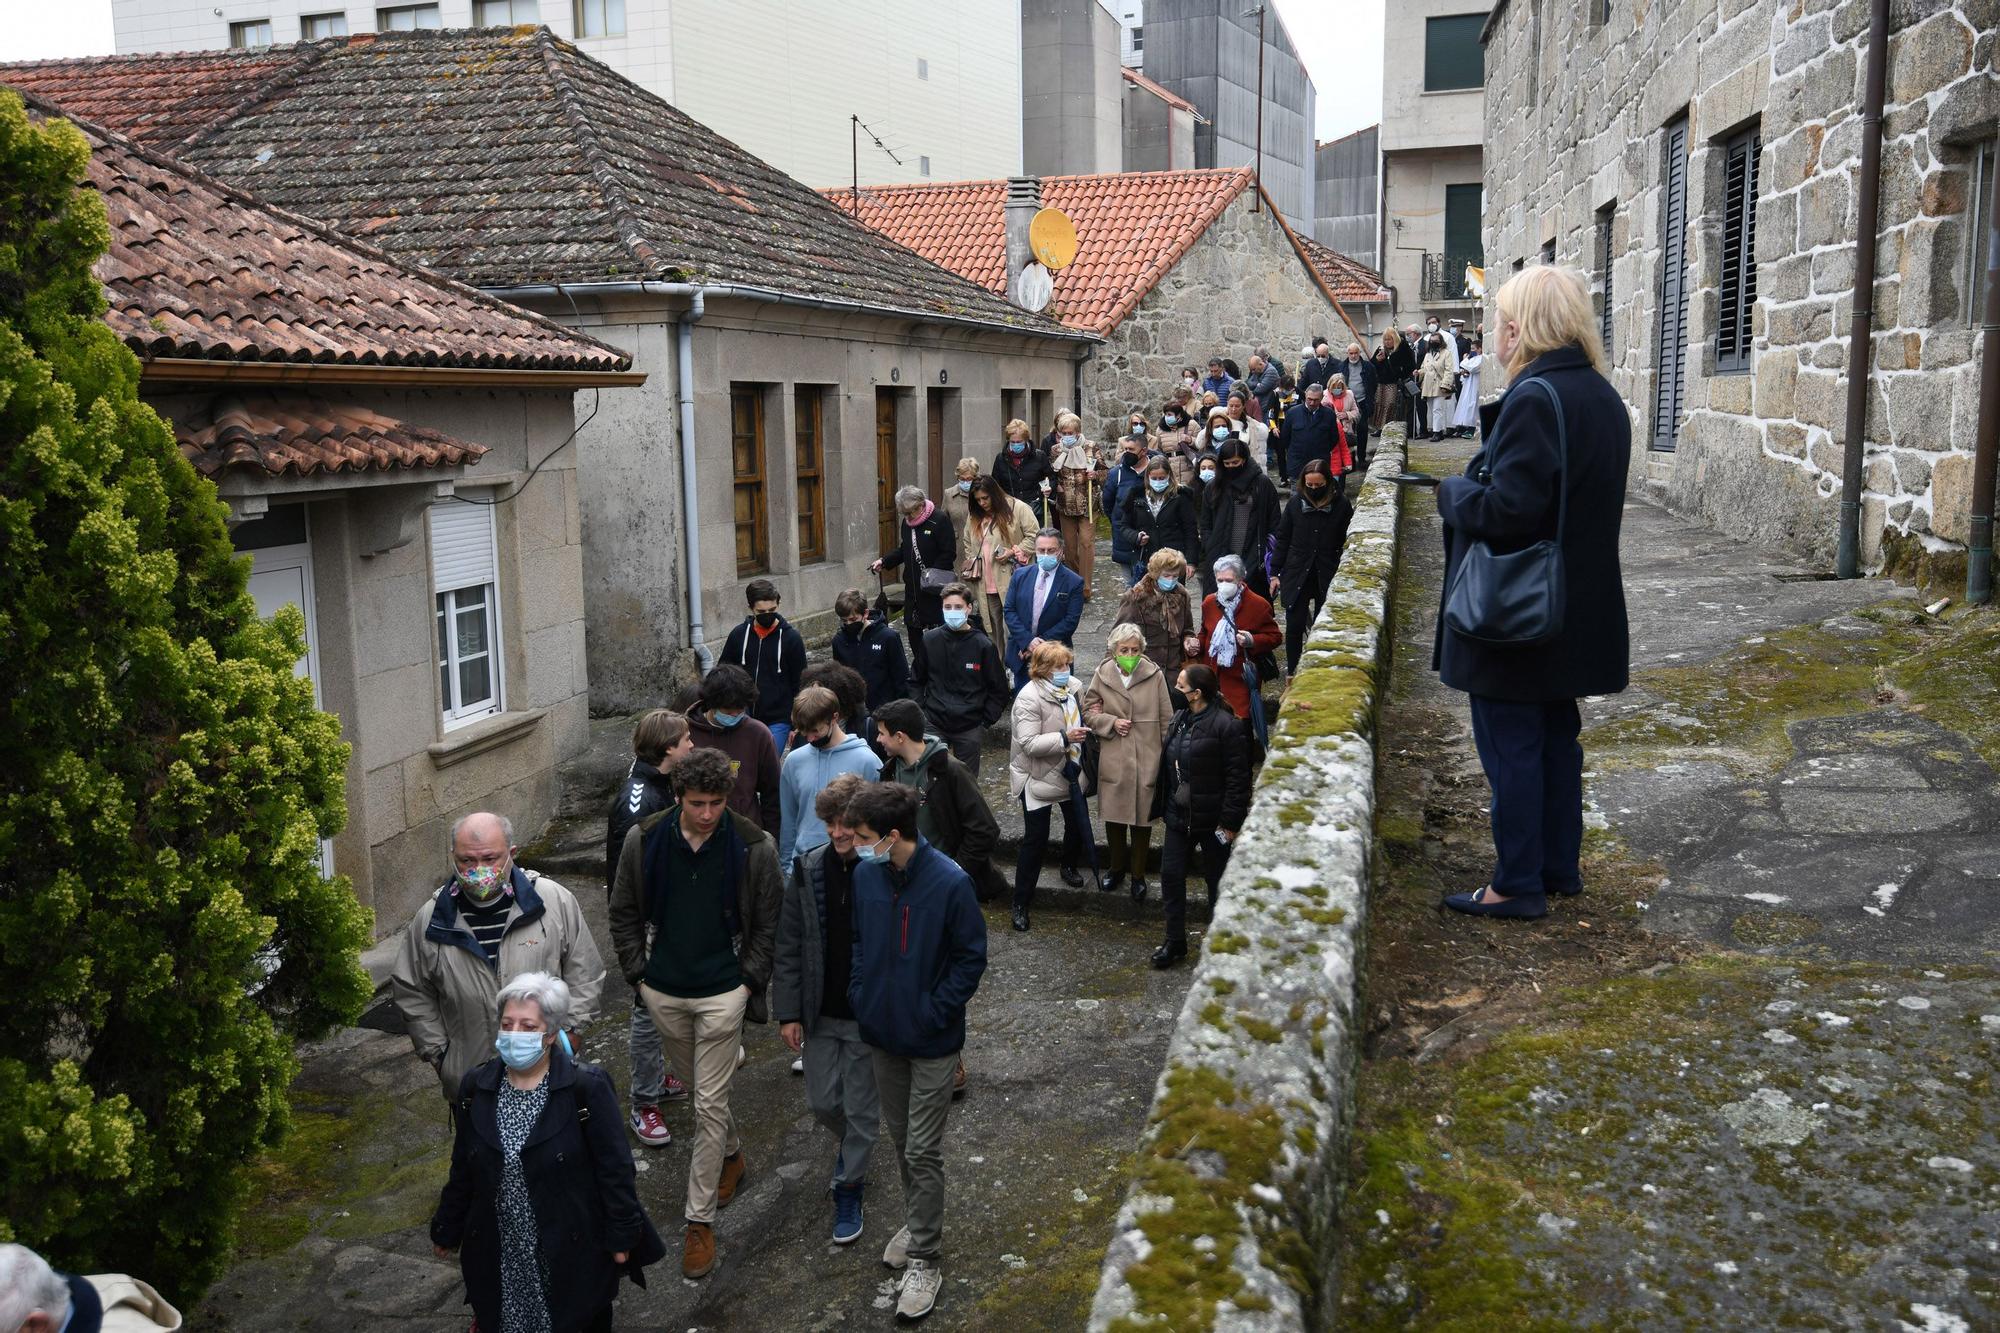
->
<box><xmin>1150</xmin><ymin>941</ymin><xmax>1188</xmax><ymax>969</ymax></box>
<box><xmin>1550</xmin><ymin>883</ymin><xmax>1584</xmax><ymax>898</ymax></box>
<box><xmin>1442</xmin><ymin>887</ymin><xmax>1548</xmax><ymax>919</ymax></box>
<box><xmin>1011</xmin><ymin>907</ymin><xmax>1030</xmax><ymax>932</ymax></box>
<box><xmin>1060</xmin><ymin>865</ymin><xmax>1086</xmax><ymax>888</ymax></box>
<box><xmin>1129</xmin><ymin>877</ymin><xmax>1149</xmax><ymax>903</ymax></box>
<box><xmin>1099</xmin><ymin>872</ymin><xmax>1125</xmax><ymax>894</ymax></box>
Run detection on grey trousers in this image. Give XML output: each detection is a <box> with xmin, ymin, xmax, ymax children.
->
<box><xmin>805</xmin><ymin>1017</ymin><xmax>880</xmax><ymax>1186</ymax></box>
<box><xmin>870</xmin><ymin>1048</ymin><xmax>960</xmax><ymax>1261</ymax></box>
<box><xmin>940</xmin><ymin>728</ymin><xmax>984</xmax><ymax>776</ymax></box>
<box><xmin>629</xmin><ymin>994</ymin><xmax>665</xmax><ymax>1107</ymax></box>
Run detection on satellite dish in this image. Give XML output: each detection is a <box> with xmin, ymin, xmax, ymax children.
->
<box><xmin>1028</xmin><ymin>208</ymin><xmax>1079</xmax><ymax>270</ymax></box>
<box><xmin>1013</xmin><ymin>262</ymin><xmax>1053</xmax><ymax>313</ymax></box>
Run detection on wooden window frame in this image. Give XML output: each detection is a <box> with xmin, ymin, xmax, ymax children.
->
<box><xmin>731</xmin><ymin>385</ymin><xmax>770</xmax><ymax>576</ymax></box>
<box><xmin>1715</xmin><ymin>125</ymin><xmax>1760</xmax><ymax>375</ymax></box>
<box><xmin>794</xmin><ymin>386</ymin><xmax>827</xmax><ymax>565</ymax></box>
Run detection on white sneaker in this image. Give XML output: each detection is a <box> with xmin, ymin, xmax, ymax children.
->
<box><xmin>736</xmin><ymin>1044</ymin><xmax>747</xmax><ymax>1069</ymax></box>
<box><xmin>896</xmin><ymin>1257</ymin><xmax>941</xmax><ymax>1319</ymax></box>
<box><xmin>790</xmin><ymin>1054</ymin><xmax>804</xmax><ymax>1074</ymax></box>
<box><xmin>882</xmin><ymin>1224</ymin><xmax>912</xmax><ymax>1270</ymax></box>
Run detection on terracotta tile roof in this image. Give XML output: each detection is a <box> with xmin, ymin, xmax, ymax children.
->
<box><xmin>1296</xmin><ymin>234</ymin><xmax>1391</xmax><ymax>304</ymax></box>
<box><xmin>21</xmin><ymin>97</ymin><xmax>634</xmax><ymax>372</ymax></box>
<box><xmin>827</xmin><ymin>168</ymin><xmax>1256</xmax><ymax>336</ymax></box>
<box><xmin>1121</xmin><ymin>68</ymin><xmax>1198</xmax><ymax>116</ymax></box>
<box><xmin>6</xmin><ymin>29</ymin><xmax>1082</xmax><ymax>337</ymax></box>
<box><xmin>174</xmin><ymin>393</ymin><xmax>489</xmax><ymax>478</ymax></box>
<box><xmin>0</xmin><ymin>44</ymin><xmax>328</xmax><ymax>148</ymax></box>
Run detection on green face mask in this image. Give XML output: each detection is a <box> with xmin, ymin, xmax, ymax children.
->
<box><xmin>1115</xmin><ymin>653</ymin><xmax>1141</xmax><ymax>674</ymax></box>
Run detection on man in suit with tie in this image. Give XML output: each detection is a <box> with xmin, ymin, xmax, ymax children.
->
<box><xmin>1001</xmin><ymin>528</ymin><xmax>1085</xmax><ymax>690</ymax></box>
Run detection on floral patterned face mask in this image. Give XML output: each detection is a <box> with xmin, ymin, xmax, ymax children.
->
<box><xmin>455</xmin><ymin>862</ymin><xmax>509</xmax><ymax>903</ymax></box>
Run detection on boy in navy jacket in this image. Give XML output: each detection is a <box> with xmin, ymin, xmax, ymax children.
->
<box><xmin>843</xmin><ymin>782</ymin><xmax>986</xmax><ymax>1322</ymax></box>
<box><xmin>828</xmin><ymin>587</ymin><xmax>912</xmax><ymax>719</ymax></box>
<box><xmin>718</xmin><ymin>578</ymin><xmax>806</xmax><ymax>752</ymax></box>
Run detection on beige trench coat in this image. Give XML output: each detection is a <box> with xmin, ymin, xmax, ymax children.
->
<box><xmin>1083</xmin><ymin>656</ymin><xmax>1175</xmax><ymax>827</ymax></box>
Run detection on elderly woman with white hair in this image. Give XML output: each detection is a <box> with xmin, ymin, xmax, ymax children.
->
<box><xmin>872</xmin><ymin>482</ymin><xmax>959</xmax><ymax>655</ymax></box>
<box><xmin>432</xmin><ymin>971</ymin><xmax>665</xmax><ymax>1333</ymax></box>
<box><xmin>1083</xmin><ymin>621</ymin><xmax>1176</xmax><ymax>901</ymax></box>
<box><xmin>0</xmin><ymin>1243</ymin><xmax>181</xmax><ymax>1332</ymax></box>
<box><xmin>1045</xmin><ymin>410</ymin><xmax>1103</xmax><ymax>597</ymax></box>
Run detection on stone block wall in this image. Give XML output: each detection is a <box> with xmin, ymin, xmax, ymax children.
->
<box><xmin>1481</xmin><ymin>0</ymin><xmax>1998</xmax><ymax>569</ymax></box>
<box><xmin>1083</xmin><ymin>190</ymin><xmax>1350</xmax><ymax>442</ymax></box>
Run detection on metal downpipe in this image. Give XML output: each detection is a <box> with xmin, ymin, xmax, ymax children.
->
<box><xmin>1968</xmin><ymin>148</ymin><xmax>2000</xmax><ymax>604</ymax></box>
<box><xmin>1836</xmin><ymin>0</ymin><xmax>1890</xmax><ymax>578</ymax></box>
<box><xmin>677</xmin><ymin>290</ymin><xmax>714</xmax><ymax>671</ymax></box>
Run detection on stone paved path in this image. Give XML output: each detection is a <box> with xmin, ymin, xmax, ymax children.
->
<box><xmin>1339</xmin><ymin>435</ymin><xmax>2000</xmax><ymax>1330</ymax></box>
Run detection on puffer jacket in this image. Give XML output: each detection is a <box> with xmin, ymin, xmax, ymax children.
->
<box><xmin>390</xmin><ymin>868</ymin><xmax>607</xmax><ymax>1099</ymax></box>
<box><xmin>1008</xmin><ymin>677</ymin><xmax>1082</xmax><ymax>807</ymax></box>
<box><xmin>1159</xmin><ymin>701</ymin><xmax>1252</xmax><ymax>836</ymax></box>
<box><xmin>605</xmin><ymin>758</ymin><xmax>675</xmax><ymax>881</ymax></box>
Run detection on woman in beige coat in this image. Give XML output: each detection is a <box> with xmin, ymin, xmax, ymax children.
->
<box><xmin>943</xmin><ymin>455</ymin><xmax>982</xmax><ymax>551</ymax></box>
<box><xmin>1007</xmin><ymin>640</ymin><xmax>1098</xmax><ymax>932</ymax></box>
<box><xmin>959</xmin><ymin>475</ymin><xmax>1037</xmax><ymax>656</ymax></box>
<box><xmin>1084</xmin><ymin>622</ymin><xmax>1175</xmax><ymax>902</ymax></box>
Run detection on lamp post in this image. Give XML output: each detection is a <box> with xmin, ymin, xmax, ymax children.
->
<box><xmin>1245</xmin><ymin>5</ymin><xmax>1266</xmax><ymax>213</ymax></box>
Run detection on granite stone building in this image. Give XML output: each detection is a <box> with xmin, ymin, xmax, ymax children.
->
<box><xmin>1481</xmin><ymin>0</ymin><xmax>1997</xmax><ymax>568</ymax></box>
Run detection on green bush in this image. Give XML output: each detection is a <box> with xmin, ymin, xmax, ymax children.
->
<box><xmin>0</xmin><ymin>93</ymin><xmax>372</xmax><ymax>1301</ymax></box>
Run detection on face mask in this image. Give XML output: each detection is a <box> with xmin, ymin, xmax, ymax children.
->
<box><xmin>1305</xmin><ymin>484</ymin><xmax>1327</xmax><ymax>500</ymax></box>
<box><xmin>1010</xmin><ymin>441</ymin><xmax>1027</xmax><ymax>454</ymax></box>
<box><xmin>1163</xmin><ymin>414</ymin><xmax>1179</xmax><ymax>426</ymax></box>
<box><xmin>957</xmin><ymin>479</ymin><xmax>972</xmax><ymax>493</ymax></box>
<box><xmin>495</xmin><ymin>1030</ymin><xmax>546</xmax><ymax>1071</ymax></box>
<box><xmin>1149</xmin><ymin>477</ymin><xmax>1170</xmax><ymax>494</ymax></box>
<box><xmin>712</xmin><ymin>710</ymin><xmax>744</xmax><ymax>728</ymax></box>
<box><xmin>1199</xmin><ymin>468</ymin><xmax>1216</xmax><ymax>483</ymax></box>
<box><xmin>1216</xmin><ymin>582</ymin><xmax>1242</xmax><ymax>604</ymax></box>
<box><xmin>844</xmin><ymin>620</ymin><xmax>865</xmax><ymax>637</ymax></box>
<box><xmin>1223</xmin><ymin>465</ymin><xmax>1244</xmax><ymax>478</ymax></box>
<box><xmin>1131</xmin><ymin>424</ymin><xmax>1147</xmax><ymax>438</ymax></box>
<box><xmin>856</xmin><ymin>834</ymin><xmax>892</xmax><ymax>865</ymax></box>
<box><xmin>1156</xmin><ymin>576</ymin><xmax>1178</xmax><ymax>591</ymax></box>
<box><xmin>807</xmin><ymin>731</ymin><xmax>833</xmax><ymax>749</ymax></box>
<box><xmin>1115</xmin><ymin>653</ymin><xmax>1140</xmax><ymax>674</ymax></box>
<box><xmin>1036</xmin><ymin>553</ymin><xmax>1060</xmax><ymax>572</ymax></box>
<box><xmin>455</xmin><ymin>863</ymin><xmax>507</xmax><ymax>903</ymax></box>
<box><xmin>1060</xmin><ymin>433</ymin><xmax>1078</xmax><ymax>447</ymax></box>
<box><xmin>1211</xmin><ymin>426</ymin><xmax>1229</xmax><ymax>442</ymax></box>
<box><xmin>942</xmin><ymin>607</ymin><xmax>969</xmax><ymax>630</ymax></box>
<box><xmin>754</xmin><ymin>611</ymin><xmax>778</xmax><ymax>628</ymax></box>
<box><xmin>1182</xmin><ymin>377</ymin><xmax>1197</xmax><ymax>388</ymax></box>
<box><xmin>1051</xmin><ymin>670</ymin><xmax>1072</xmax><ymax>688</ymax></box>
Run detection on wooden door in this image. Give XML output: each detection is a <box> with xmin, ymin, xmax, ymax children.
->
<box><xmin>927</xmin><ymin>388</ymin><xmax>947</xmax><ymax>495</ymax></box>
<box><xmin>875</xmin><ymin>389</ymin><xmax>900</xmax><ymax>568</ymax></box>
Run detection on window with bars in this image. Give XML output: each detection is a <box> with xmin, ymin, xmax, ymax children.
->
<box><xmin>732</xmin><ymin>386</ymin><xmax>769</xmax><ymax>576</ymax></box>
<box><xmin>473</xmin><ymin>0</ymin><xmax>538</xmax><ymax>24</ymax></box>
<box><xmin>377</xmin><ymin>4</ymin><xmax>440</xmax><ymax>30</ymax></box>
<box><xmin>573</xmin><ymin>0</ymin><xmax>624</xmax><ymax>36</ymax></box>
<box><xmin>430</xmin><ymin>497</ymin><xmax>504</xmax><ymax>727</ymax></box>
<box><xmin>794</xmin><ymin>387</ymin><xmax>827</xmax><ymax>564</ymax></box>
<box><xmin>1715</xmin><ymin>125</ymin><xmax>1760</xmax><ymax>374</ymax></box>
<box><xmin>301</xmin><ymin>11</ymin><xmax>347</xmax><ymax>38</ymax></box>
<box><xmin>229</xmin><ymin>18</ymin><xmax>273</xmax><ymax>47</ymax></box>
<box><xmin>1596</xmin><ymin>203</ymin><xmax>1616</xmax><ymax>358</ymax></box>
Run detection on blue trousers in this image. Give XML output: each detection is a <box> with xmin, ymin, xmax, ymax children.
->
<box><xmin>1466</xmin><ymin>695</ymin><xmax>1584</xmax><ymax>898</ymax></box>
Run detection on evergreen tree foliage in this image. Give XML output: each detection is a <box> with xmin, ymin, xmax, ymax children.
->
<box><xmin>0</xmin><ymin>92</ymin><xmax>372</xmax><ymax>1300</ymax></box>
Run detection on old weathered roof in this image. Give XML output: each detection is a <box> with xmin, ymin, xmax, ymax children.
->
<box><xmin>1296</xmin><ymin>234</ymin><xmax>1391</xmax><ymax>304</ymax></box>
<box><xmin>1121</xmin><ymin>67</ymin><xmax>1199</xmax><ymax>116</ymax></box>
<box><xmin>3</xmin><ymin>29</ymin><xmax>1083</xmax><ymax>336</ymax></box>
<box><xmin>33</xmin><ymin>98</ymin><xmax>635</xmax><ymax>372</ymax></box>
<box><xmin>1</xmin><ymin>44</ymin><xmax>328</xmax><ymax>148</ymax></box>
<box><xmin>175</xmin><ymin>394</ymin><xmax>490</xmax><ymax>478</ymax></box>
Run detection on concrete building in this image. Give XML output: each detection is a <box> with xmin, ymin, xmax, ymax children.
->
<box><xmin>1380</xmin><ymin>2</ymin><xmax>1488</xmax><ymax>330</ymax></box>
<box><xmin>1115</xmin><ymin>0</ymin><xmax>1319</xmax><ymax>232</ymax></box>
<box><xmin>1316</xmin><ymin>124</ymin><xmax>1381</xmax><ymax>272</ymax></box>
<box><xmin>1123</xmin><ymin>67</ymin><xmax>1199</xmax><ymax>171</ymax></box>
<box><xmin>1480</xmin><ymin>0</ymin><xmax>1997</xmax><ymax>570</ymax></box>
<box><xmin>101</xmin><ymin>0</ymin><xmax>1022</xmax><ymax>190</ymax></box>
<box><xmin>8</xmin><ymin>29</ymin><xmax>1092</xmax><ymax>717</ymax></box>
<box><xmin>1023</xmin><ymin>0</ymin><xmax>1126</xmax><ymax>177</ymax></box>
<box><xmin>830</xmin><ymin>167</ymin><xmax>1384</xmax><ymax>444</ymax></box>
<box><xmin>34</xmin><ymin>95</ymin><xmax>641</xmax><ymax>929</ymax></box>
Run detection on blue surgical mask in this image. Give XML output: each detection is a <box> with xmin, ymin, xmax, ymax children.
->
<box><xmin>1051</xmin><ymin>670</ymin><xmax>1072</xmax><ymax>688</ymax></box>
<box><xmin>856</xmin><ymin>833</ymin><xmax>892</xmax><ymax>865</ymax></box>
<box><xmin>942</xmin><ymin>607</ymin><xmax>969</xmax><ymax>630</ymax></box>
<box><xmin>1060</xmin><ymin>433</ymin><xmax>1079</xmax><ymax>447</ymax></box>
<box><xmin>1010</xmin><ymin>441</ymin><xmax>1027</xmax><ymax>454</ymax></box>
<box><xmin>1163</xmin><ymin>414</ymin><xmax>1179</xmax><ymax>426</ymax></box>
<box><xmin>495</xmin><ymin>1030</ymin><xmax>547</xmax><ymax>1071</ymax></box>
<box><xmin>1211</xmin><ymin>426</ymin><xmax>1229</xmax><ymax>442</ymax></box>
<box><xmin>1036</xmin><ymin>553</ymin><xmax>1060</xmax><ymax>572</ymax></box>
<box><xmin>711</xmin><ymin>710</ymin><xmax>744</xmax><ymax>728</ymax></box>
<box><xmin>1156</xmin><ymin>576</ymin><xmax>1179</xmax><ymax>591</ymax></box>
<box><xmin>957</xmin><ymin>479</ymin><xmax>972</xmax><ymax>493</ymax></box>
<box><xmin>1131</xmin><ymin>424</ymin><xmax>1146</xmax><ymax>437</ymax></box>
<box><xmin>1149</xmin><ymin>477</ymin><xmax>1170</xmax><ymax>494</ymax></box>
<box><xmin>1199</xmin><ymin>468</ymin><xmax>1216</xmax><ymax>483</ymax></box>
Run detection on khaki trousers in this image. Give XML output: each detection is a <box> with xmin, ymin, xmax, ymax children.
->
<box><xmin>871</xmin><ymin>1048</ymin><xmax>960</xmax><ymax>1261</ymax></box>
<box><xmin>1058</xmin><ymin>512</ymin><xmax>1094</xmax><ymax>595</ymax></box>
<box><xmin>640</xmin><ymin>982</ymin><xmax>747</xmax><ymax>1224</ymax></box>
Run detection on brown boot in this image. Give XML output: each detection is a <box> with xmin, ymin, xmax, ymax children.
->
<box><xmin>682</xmin><ymin>1222</ymin><xmax>715</xmax><ymax>1279</ymax></box>
<box><xmin>952</xmin><ymin>1057</ymin><xmax>967</xmax><ymax>1100</ymax></box>
<box><xmin>717</xmin><ymin>1150</ymin><xmax>749</xmax><ymax>1207</ymax></box>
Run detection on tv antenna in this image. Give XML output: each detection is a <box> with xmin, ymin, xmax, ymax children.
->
<box><xmin>851</xmin><ymin>114</ymin><xmax>905</xmax><ymax>210</ymax></box>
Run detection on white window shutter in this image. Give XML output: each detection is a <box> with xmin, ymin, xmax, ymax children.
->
<box><xmin>430</xmin><ymin>497</ymin><xmax>497</xmax><ymax>592</ymax></box>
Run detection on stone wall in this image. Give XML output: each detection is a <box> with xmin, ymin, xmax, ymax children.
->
<box><xmin>1481</xmin><ymin>0</ymin><xmax>1998</xmax><ymax>568</ymax></box>
<box><xmin>1088</xmin><ymin>437</ymin><xmax>1405</xmax><ymax>1330</ymax></box>
<box><xmin>1083</xmin><ymin>190</ymin><xmax>1350</xmax><ymax>441</ymax></box>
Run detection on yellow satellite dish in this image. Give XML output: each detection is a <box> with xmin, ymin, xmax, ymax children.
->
<box><xmin>1028</xmin><ymin>208</ymin><xmax>1079</xmax><ymax>271</ymax></box>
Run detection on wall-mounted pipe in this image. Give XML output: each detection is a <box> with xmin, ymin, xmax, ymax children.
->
<box><xmin>676</xmin><ymin>290</ymin><xmax>714</xmax><ymax>672</ymax></box>
<box><xmin>1836</xmin><ymin>0</ymin><xmax>1890</xmax><ymax>578</ymax></box>
<box><xmin>1970</xmin><ymin>150</ymin><xmax>2000</xmax><ymax>605</ymax></box>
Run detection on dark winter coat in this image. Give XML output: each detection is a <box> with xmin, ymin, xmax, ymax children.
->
<box><xmin>830</xmin><ymin>616</ymin><xmax>913</xmax><ymax>713</ymax></box>
<box><xmin>992</xmin><ymin>445</ymin><xmax>1052</xmax><ymax>514</ymax></box>
<box><xmin>889</xmin><ymin>737</ymin><xmax>1006</xmax><ymax>901</ymax></box>
<box><xmin>1102</xmin><ymin>452</ymin><xmax>1149</xmax><ymax>566</ymax></box>
<box><xmin>1273</xmin><ymin>483</ymin><xmax>1354</xmax><ymax>611</ymax></box>
<box><xmin>848</xmin><ymin>840</ymin><xmax>988</xmax><ymax>1059</ymax></box>
<box><xmin>1433</xmin><ymin>346</ymin><xmax>1632</xmax><ymax>702</ymax></box>
<box><xmin>1282</xmin><ymin>402</ymin><xmax>1342</xmax><ymax>480</ymax></box>
<box><xmin>880</xmin><ymin>506</ymin><xmax>960</xmax><ymax>632</ymax></box>
<box><xmin>913</xmin><ymin>623</ymin><xmax>1011</xmax><ymax>735</ymax></box>
<box><xmin>1385</xmin><ymin>340</ymin><xmax>1417</xmax><ymax>385</ymax></box>
<box><xmin>1297</xmin><ymin>354</ymin><xmax>1335</xmax><ymax>391</ymax></box>
<box><xmin>1198</xmin><ymin>460</ymin><xmax>1282</xmax><ymax>580</ymax></box>
<box><xmin>605</xmin><ymin>758</ymin><xmax>676</xmax><ymax>881</ymax></box>
<box><xmin>1338</xmin><ymin>356</ymin><xmax>1378</xmax><ymax>410</ymax></box>
<box><xmin>718</xmin><ymin>615</ymin><xmax>806</xmax><ymax>729</ymax></box>
<box><xmin>432</xmin><ymin>1050</ymin><xmax>664</xmax><ymax>1333</ymax></box>
<box><xmin>1120</xmin><ymin>484</ymin><xmax>1199</xmax><ymax>570</ymax></box>
<box><xmin>1158</xmin><ymin>701</ymin><xmax>1252</xmax><ymax>836</ymax></box>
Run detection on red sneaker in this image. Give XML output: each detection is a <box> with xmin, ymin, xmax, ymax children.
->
<box><xmin>661</xmin><ymin>1072</ymin><xmax>689</xmax><ymax>1102</ymax></box>
<box><xmin>629</xmin><ymin>1105</ymin><xmax>672</xmax><ymax>1147</ymax></box>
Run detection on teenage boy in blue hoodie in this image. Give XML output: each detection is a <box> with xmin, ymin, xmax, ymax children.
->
<box><xmin>777</xmin><ymin>685</ymin><xmax>881</xmax><ymax>874</ymax></box>
<box><xmin>719</xmin><ymin>578</ymin><xmax>806</xmax><ymax>752</ymax></box>
<box><xmin>844</xmin><ymin>782</ymin><xmax>986</xmax><ymax>1322</ymax></box>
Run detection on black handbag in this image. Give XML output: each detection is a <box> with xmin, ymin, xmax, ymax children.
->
<box><xmin>1442</xmin><ymin>378</ymin><xmax>1569</xmax><ymax>646</ymax></box>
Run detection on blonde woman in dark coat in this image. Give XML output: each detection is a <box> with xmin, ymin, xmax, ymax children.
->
<box><xmin>1083</xmin><ymin>622</ymin><xmax>1175</xmax><ymax>902</ymax></box>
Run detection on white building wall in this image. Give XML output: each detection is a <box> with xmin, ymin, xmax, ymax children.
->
<box><xmin>1378</xmin><ymin>0</ymin><xmax>1488</xmax><ymax>328</ymax></box>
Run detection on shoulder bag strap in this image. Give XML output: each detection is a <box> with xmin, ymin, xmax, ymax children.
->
<box><xmin>1502</xmin><ymin>376</ymin><xmax>1570</xmax><ymax>545</ymax></box>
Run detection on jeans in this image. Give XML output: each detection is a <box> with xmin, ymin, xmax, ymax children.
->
<box><xmin>629</xmin><ymin>993</ymin><xmax>665</xmax><ymax>1108</ymax></box>
<box><xmin>804</xmin><ymin>1016</ymin><xmax>879</xmax><ymax>1187</ymax></box>
<box><xmin>640</xmin><ymin>982</ymin><xmax>748</xmax><ymax>1224</ymax></box>
<box><xmin>1160</xmin><ymin>820</ymin><xmax>1233</xmax><ymax>947</ymax></box>
<box><xmin>871</xmin><ymin>1049</ymin><xmax>960</xmax><ymax>1261</ymax></box>
<box><xmin>1466</xmin><ymin>695</ymin><xmax>1585</xmax><ymax>898</ymax></box>
<box><xmin>1104</xmin><ymin>821</ymin><xmax>1153</xmax><ymax>881</ymax></box>
<box><xmin>940</xmin><ymin>727</ymin><xmax>984</xmax><ymax>776</ymax></box>
<box><xmin>767</xmin><ymin>722</ymin><xmax>792</xmax><ymax>755</ymax></box>
<box><xmin>1013</xmin><ymin>794</ymin><xmax>1092</xmax><ymax>909</ymax></box>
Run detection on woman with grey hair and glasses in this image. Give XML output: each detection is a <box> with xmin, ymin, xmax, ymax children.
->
<box><xmin>873</xmin><ymin>484</ymin><xmax>959</xmax><ymax>655</ymax></box>
<box><xmin>432</xmin><ymin>972</ymin><xmax>665</xmax><ymax>1333</ymax></box>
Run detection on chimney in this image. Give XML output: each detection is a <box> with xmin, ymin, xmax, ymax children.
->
<box><xmin>1004</xmin><ymin>176</ymin><xmax>1043</xmax><ymax>307</ymax></box>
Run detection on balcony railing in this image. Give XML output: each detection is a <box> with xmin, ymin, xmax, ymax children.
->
<box><xmin>1420</xmin><ymin>251</ymin><xmax>1484</xmax><ymax>304</ymax></box>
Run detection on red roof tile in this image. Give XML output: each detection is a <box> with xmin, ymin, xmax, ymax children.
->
<box><xmin>175</xmin><ymin>393</ymin><xmax>489</xmax><ymax>477</ymax></box>
<box><xmin>1121</xmin><ymin>68</ymin><xmax>1198</xmax><ymax>115</ymax></box>
<box><xmin>827</xmin><ymin>169</ymin><xmax>1256</xmax><ymax>336</ymax></box>
<box><xmin>1</xmin><ymin>44</ymin><xmax>328</xmax><ymax>147</ymax></box>
<box><xmin>20</xmin><ymin>97</ymin><xmax>633</xmax><ymax>372</ymax></box>
<box><xmin>1296</xmin><ymin>234</ymin><xmax>1391</xmax><ymax>304</ymax></box>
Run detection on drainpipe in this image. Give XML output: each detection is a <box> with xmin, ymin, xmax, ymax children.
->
<box><xmin>1835</xmin><ymin>0</ymin><xmax>1890</xmax><ymax>579</ymax></box>
<box><xmin>676</xmin><ymin>291</ymin><xmax>714</xmax><ymax>671</ymax></box>
<box><xmin>1970</xmin><ymin>150</ymin><xmax>2000</xmax><ymax>604</ymax></box>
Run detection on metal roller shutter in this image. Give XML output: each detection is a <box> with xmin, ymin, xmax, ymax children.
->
<box><xmin>429</xmin><ymin>496</ymin><xmax>496</xmax><ymax>592</ymax></box>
